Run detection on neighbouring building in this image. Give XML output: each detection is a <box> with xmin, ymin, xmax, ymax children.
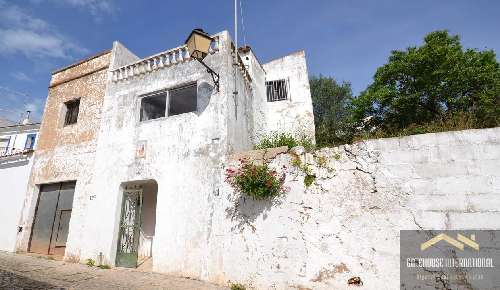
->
<box><xmin>0</xmin><ymin>116</ymin><xmax>40</xmax><ymax>252</ymax></box>
<box><xmin>15</xmin><ymin>29</ymin><xmax>314</xmax><ymax>278</ymax></box>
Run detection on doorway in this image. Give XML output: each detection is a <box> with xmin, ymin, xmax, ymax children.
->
<box><xmin>29</xmin><ymin>182</ymin><xmax>76</xmax><ymax>256</ymax></box>
<box><xmin>116</xmin><ymin>180</ymin><xmax>157</xmax><ymax>268</ymax></box>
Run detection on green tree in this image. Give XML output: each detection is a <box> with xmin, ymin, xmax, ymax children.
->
<box><xmin>351</xmin><ymin>30</ymin><xmax>500</xmax><ymax>134</ymax></box>
<box><xmin>310</xmin><ymin>75</ymin><xmax>354</xmax><ymax>146</ymax></box>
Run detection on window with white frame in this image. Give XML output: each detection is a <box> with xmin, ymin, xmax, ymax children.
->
<box><xmin>266</xmin><ymin>79</ymin><xmax>289</xmax><ymax>102</ymax></box>
<box><xmin>140</xmin><ymin>83</ymin><xmax>197</xmax><ymax>122</ymax></box>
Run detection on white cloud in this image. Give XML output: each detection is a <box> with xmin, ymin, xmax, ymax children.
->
<box><xmin>11</xmin><ymin>72</ymin><xmax>33</xmax><ymax>82</ymax></box>
<box><xmin>0</xmin><ymin>2</ymin><xmax>88</xmax><ymax>59</ymax></box>
<box><xmin>32</xmin><ymin>0</ymin><xmax>115</xmax><ymax>20</ymax></box>
<box><xmin>0</xmin><ymin>86</ymin><xmax>45</xmax><ymax>122</ymax></box>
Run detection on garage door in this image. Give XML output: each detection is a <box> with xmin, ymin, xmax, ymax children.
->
<box><xmin>29</xmin><ymin>182</ymin><xmax>76</xmax><ymax>256</ymax></box>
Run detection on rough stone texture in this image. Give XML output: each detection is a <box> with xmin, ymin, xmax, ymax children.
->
<box><xmin>16</xmin><ymin>52</ymin><xmax>111</xmax><ymax>254</ymax></box>
<box><xmin>0</xmin><ymin>252</ymin><xmax>227</xmax><ymax>290</ymax></box>
<box><xmin>214</xmin><ymin>127</ymin><xmax>500</xmax><ymax>290</ymax></box>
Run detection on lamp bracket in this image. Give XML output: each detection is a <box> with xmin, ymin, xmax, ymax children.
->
<box><xmin>195</xmin><ymin>58</ymin><xmax>220</xmax><ymax>92</ymax></box>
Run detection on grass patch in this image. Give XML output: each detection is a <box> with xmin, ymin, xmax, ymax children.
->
<box><xmin>255</xmin><ymin>132</ymin><xmax>315</xmax><ymax>151</ymax></box>
<box><xmin>230</xmin><ymin>283</ymin><xmax>246</xmax><ymax>290</ymax></box>
<box><xmin>85</xmin><ymin>259</ymin><xmax>95</xmax><ymax>267</ymax></box>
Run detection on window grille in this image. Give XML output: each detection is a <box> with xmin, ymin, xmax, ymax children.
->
<box><xmin>64</xmin><ymin>99</ymin><xmax>80</xmax><ymax>126</ymax></box>
<box><xmin>266</xmin><ymin>79</ymin><xmax>288</xmax><ymax>102</ymax></box>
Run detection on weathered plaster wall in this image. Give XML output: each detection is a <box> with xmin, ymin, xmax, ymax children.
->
<box><xmin>260</xmin><ymin>51</ymin><xmax>315</xmax><ymax>142</ymax></box>
<box><xmin>0</xmin><ymin>153</ymin><xmax>35</xmax><ymax>252</ymax></box>
<box><xmin>16</xmin><ymin>52</ymin><xmax>111</xmax><ymax>254</ymax></box>
<box><xmin>0</xmin><ymin>125</ymin><xmax>39</xmax><ymax>252</ymax></box>
<box><xmin>239</xmin><ymin>49</ymin><xmax>267</xmax><ymax>145</ymax></box>
<box><xmin>76</xmin><ymin>32</ymin><xmax>244</xmax><ymax>271</ymax></box>
<box><xmin>208</xmin><ymin>127</ymin><xmax>500</xmax><ymax>290</ymax></box>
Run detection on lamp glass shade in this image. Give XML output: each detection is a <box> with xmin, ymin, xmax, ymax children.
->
<box><xmin>186</xmin><ymin>29</ymin><xmax>213</xmax><ymax>60</ymax></box>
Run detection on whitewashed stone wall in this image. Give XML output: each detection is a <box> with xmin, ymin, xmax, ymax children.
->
<box><xmin>207</xmin><ymin>127</ymin><xmax>500</xmax><ymax>290</ymax></box>
<box><xmin>260</xmin><ymin>51</ymin><xmax>315</xmax><ymax>142</ymax></box>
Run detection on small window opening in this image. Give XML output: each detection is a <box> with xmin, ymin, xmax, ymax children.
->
<box><xmin>25</xmin><ymin>134</ymin><xmax>36</xmax><ymax>150</ymax></box>
<box><xmin>168</xmin><ymin>84</ymin><xmax>197</xmax><ymax>116</ymax></box>
<box><xmin>140</xmin><ymin>93</ymin><xmax>167</xmax><ymax>121</ymax></box>
<box><xmin>266</xmin><ymin>79</ymin><xmax>288</xmax><ymax>102</ymax></box>
<box><xmin>64</xmin><ymin>99</ymin><xmax>80</xmax><ymax>126</ymax></box>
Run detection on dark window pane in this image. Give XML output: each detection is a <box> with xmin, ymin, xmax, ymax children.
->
<box><xmin>168</xmin><ymin>84</ymin><xmax>197</xmax><ymax>116</ymax></box>
<box><xmin>25</xmin><ymin>134</ymin><xmax>36</xmax><ymax>149</ymax></box>
<box><xmin>64</xmin><ymin>99</ymin><xmax>80</xmax><ymax>126</ymax></box>
<box><xmin>140</xmin><ymin>93</ymin><xmax>167</xmax><ymax>121</ymax></box>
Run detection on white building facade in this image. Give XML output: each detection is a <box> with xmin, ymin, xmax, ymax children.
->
<box><xmin>0</xmin><ymin>122</ymin><xmax>39</xmax><ymax>252</ymax></box>
<box><xmin>16</xmin><ymin>30</ymin><xmax>314</xmax><ymax>279</ymax></box>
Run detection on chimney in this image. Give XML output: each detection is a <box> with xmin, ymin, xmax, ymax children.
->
<box><xmin>22</xmin><ymin>110</ymin><xmax>31</xmax><ymax>125</ymax></box>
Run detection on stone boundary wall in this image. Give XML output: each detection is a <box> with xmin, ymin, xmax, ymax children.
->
<box><xmin>213</xmin><ymin>127</ymin><xmax>500</xmax><ymax>290</ymax></box>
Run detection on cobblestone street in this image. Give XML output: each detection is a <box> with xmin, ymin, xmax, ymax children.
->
<box><xmin>0</xmin><ymin>252</ymin><xmax>227</xmax><ymax>290</ymax></box>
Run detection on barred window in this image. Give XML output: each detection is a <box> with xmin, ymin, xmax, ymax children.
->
<box><xmin>64</xmin><ymin>99</ymin><xmax>80</xmax><ymax>126</ymax></box>
<box><xmin>266</xmin><ymin>79</ymin><xmax>288</xmax><ymax>102</ymax></box>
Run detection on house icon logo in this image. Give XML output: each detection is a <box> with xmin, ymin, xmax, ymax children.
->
<box><xmin>421</xmin><ymin>233</ymin><xmax>479</xmax><ymax>251</ymax></box>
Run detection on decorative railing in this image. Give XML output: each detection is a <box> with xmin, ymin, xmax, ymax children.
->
<box><xmin>112</xmin><ymin>36</ymin><xmax>220</xmax><ymax>82</ymax></box>
<box><xmin>0</xmin><ymin>147</ymin><xmax>33</xmax><ymax>159</ymax></box>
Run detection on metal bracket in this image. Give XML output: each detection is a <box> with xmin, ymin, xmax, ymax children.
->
<box><xmin>195</xmin><ymin>58</ymin><xmax>220</xmax><ymax>92</ymax></box>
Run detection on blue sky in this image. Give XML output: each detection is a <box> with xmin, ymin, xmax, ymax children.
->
<box><xmin>1</xmin><ymin>0</ymin><xmax>499</xmax><ymax>122</ymax></box>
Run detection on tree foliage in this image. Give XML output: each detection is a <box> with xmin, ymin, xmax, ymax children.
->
<box><xmin>351</xmin><ymin>30</ymin><xmax>500</xmax><ymax>134</ymax></box>
<box><xmin>310</xmin><ymin>76</ymin><xmax>354</xmax><ymax>146</ymax></box>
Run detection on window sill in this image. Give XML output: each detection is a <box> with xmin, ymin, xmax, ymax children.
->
<box><xmin>139</xmin><ymin>111</ymin><xmax>198</xmax><ymax>125</ymax></box>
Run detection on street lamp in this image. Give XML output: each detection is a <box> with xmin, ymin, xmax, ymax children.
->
<box><xmin>185</xmin><ymin>29</ymin><xmax>220</xmax><ymax>92</ymax></box>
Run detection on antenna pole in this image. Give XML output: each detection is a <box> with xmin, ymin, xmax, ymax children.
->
<box><xmin>234</xmin><ymin>0</ymin><xmax>238</xmax><ymax>49</ymax></box>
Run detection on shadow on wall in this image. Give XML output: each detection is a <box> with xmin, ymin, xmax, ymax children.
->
<box><xmin>225</xmin><ymin>194</ymin><xmax>285</xmax><ymax>231</ymax></box>
<box><xmin>196</xmin><ymin>81</ymin><xmax>214</xmax><ymax>116</ymax></box>
<box><xmin>0</xmin><ymin>159</ymin><xmax>30</xmax><ymax>170</ymax></box>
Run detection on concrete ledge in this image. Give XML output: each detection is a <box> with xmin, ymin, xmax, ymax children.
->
<box><xmin>229</xmin><ymin>146</ymin><xmax>289</xmax><ymax>162</ymax></box>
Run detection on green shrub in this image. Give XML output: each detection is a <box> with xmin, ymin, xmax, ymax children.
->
<box><xmin>255</xmin><ymin>132</ymin><xmax>314</xmax><ymax>151</ymax></box>
<box><xmin>230</xmin><ymin>283</ymin><xmax>246</xmax><ymax>290</ymax></box>
<box><xmin>98</xmin><ymin>264</ymin><xmax>111</xmax><ymax>269</ymax></box>
<box><xmin>290</xmin><ymin>154</ymin><xmax>316</xmax><ymax>187</ymax></box>
<box><xmin>85</xmin><ymin>259</ymin><xmax>95</xmax><ymax>267</ymax></box>
<box><xmin>304</xmin><ymin>174</ymin><xmax>316</xmax><ymax>187</ymax></box>
<box><xmin>226</xmin><ymin>159</ymin><xmax>287</xmax><ymax>200</ymax></box>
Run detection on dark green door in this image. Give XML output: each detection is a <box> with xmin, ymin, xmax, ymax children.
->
<box><xmin>116</xmin><ymin>187</ymin><xmax>142</xmax><ymax>268</ymax></box>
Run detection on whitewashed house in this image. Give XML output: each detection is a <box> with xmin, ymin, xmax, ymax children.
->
<box><xmin>15</xmin><ymin>30</ymin><xmax>314</xmax><ymax>281</ymax></box>
<box><xmin>0</xmin><ymin>116</ymin><xmax>39</xmax><ymax>252</ymax></box>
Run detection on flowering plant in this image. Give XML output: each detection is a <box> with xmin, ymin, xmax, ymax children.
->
<box><xmin>225</xmin><ymin>159</ymin><xmax>287</xmax><ymax>200</ymax></box>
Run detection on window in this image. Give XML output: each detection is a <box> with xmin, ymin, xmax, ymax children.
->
<box><xmin>140</xmin><ymin>92</ymin><xmax>167</xmax><ymax>121</ymax></box>
<box><xmin>0</xmin><ymin>137</ymin><xmax>10</xmax><ymax>154</ymax></box>
<box><xmin>64</xmin><ymin>99</ymin><xmax>80</xmax><ymax>126</ymax></box>
<box><xmin>168</xmin><ymin>84</ymin><xmax>197</xmax><ymax>116</ymax></box>
<box><xmin>140</xmin><ymin>83</ymin><xmax>197</xmax><ymax>121</ymax></box>
<box><xmin>25</xmin><ymin>134</ymin><xmax>36</xmax><ymax>150</ymax></box>
<box><xmin>266</xmin><ymin>79</ymin><xmax>289</xmax><ymax>102</ymax></box>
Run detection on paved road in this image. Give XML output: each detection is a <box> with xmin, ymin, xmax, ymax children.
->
<box><xmin>0</xmin><ymin>252</ymin><xmax>227</xmax><ymax>290</ymax></box>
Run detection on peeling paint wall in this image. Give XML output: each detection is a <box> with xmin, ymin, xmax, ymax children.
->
<box><xmin>259</xmin><ymin>51</ymin><xmax>315</xmax><ymax>142</ymax></box>
<box><xmin>16</xmin><ymin>51</ymin><xmax>111</xmax><ymax>254</ymax></box>
<box><xmin>73</xmin><ymin>31</ymin><xmax>242</xmax><ymax>271</ymax></box>
<box><xmin>211</xmin><ymin>127</ymin><xmax>500</xmax><ymax>290</ymax></box>
<box><xmin>240</xmin><ymin>49</ymin><xmax>316</xmax><ymax>143</ymax></box>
